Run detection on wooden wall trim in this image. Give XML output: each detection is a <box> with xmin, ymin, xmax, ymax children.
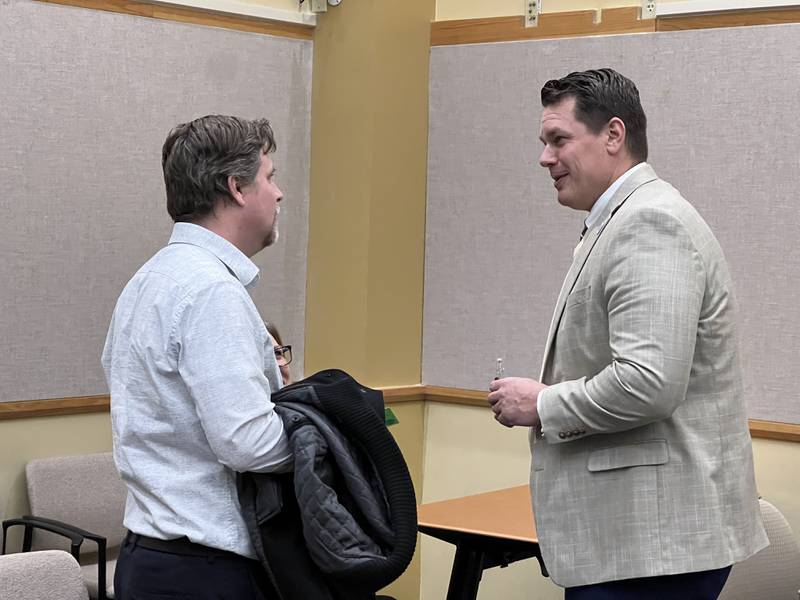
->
<box><xmin>381</xmin><ymin>385</ymin><xmax>428</xmax><ymax>403</ymax></box>
<box><xmin>431</xmin><ymin>6</ymin><xmax>800</xmax><ymax>46</ymax></box>
<box><xmin>431</xmin><ymin>7</ymin><xmax>652</xmax><ymax>46</ymax></box>
<box><xmin>656</xmin><ymin>7</ymin><xmax>800</xmax><ymax>31</ymax></box>
<box><xmin>423</xmin><ymin>385</ymin><xmax>488</xmax><ymax>406</ymax></box>
<box><xmin>35</xmin><ymin>0</ymin><xmax>314</xmax><ymax>39</ymax></box>
<box><xmin>5</xmin><ymin>386</ymin><xmax>798</xmax><ymax>443</ymax></box>
<box><xmin>0</xmin><ymin>395</ymin><xmax>110</xmax><ymax>420</ymax></box>
<box><xmin>748</xmin><ymin>419</ymin><xmax>800</xmax><ymax>443</ymax></box>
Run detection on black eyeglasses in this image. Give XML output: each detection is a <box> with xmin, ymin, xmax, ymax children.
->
<box><xmin>274</xmin><ymin>345</ymin><xmax>292</xmax><ymax>366</ymax></box>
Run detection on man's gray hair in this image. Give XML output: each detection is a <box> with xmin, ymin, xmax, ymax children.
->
<box><xmin>161</xmin><ymin>115</ymin><xmax>276</xmax><ymax>222</ymax></box>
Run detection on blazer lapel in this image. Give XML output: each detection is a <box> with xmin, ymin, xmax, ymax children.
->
<box><xmin>538</xmin><ymin>165</ymin><xmax>659</xmax><ymax>380</ymax></box>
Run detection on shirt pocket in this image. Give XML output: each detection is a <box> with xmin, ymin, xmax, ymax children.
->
<box><xmin>587</xmin><ymin>439</ymin><xmax>669</xmax><ymax>472</ymax></box>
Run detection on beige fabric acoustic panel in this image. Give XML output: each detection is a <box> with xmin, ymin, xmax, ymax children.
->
<box><xmin>424</xmin><ymin>23</ymin><xmax>800</xmax><ymax>424</ymax></box>
<box><xmin>0</xmin><ymin>0</ymin><xmax>311</xmax><ymax>401</ymax></box>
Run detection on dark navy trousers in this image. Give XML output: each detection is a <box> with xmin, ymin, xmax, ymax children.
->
<box><xmin>565</xmin><ymin>565</ymin><xmax>732</xmax><ymax>600</ymax></box>
<box><xmin>114</xmin><ymin>535</ymin><xmax>275</xmax><ymax>600</ymax></box>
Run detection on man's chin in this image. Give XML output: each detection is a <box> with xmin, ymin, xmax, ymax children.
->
<box><xmin>265</xmin><ymin>228</ymin><xmax>279</xmax><ymax>247</ymax></box>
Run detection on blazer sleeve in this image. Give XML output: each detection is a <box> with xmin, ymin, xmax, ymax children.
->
<box><xmin>538</xmin><ymin>204</ymin><xmax>706</xmax><ymax>443</ymax></box>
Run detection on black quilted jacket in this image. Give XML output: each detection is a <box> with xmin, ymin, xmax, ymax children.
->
<box><xmin>237</xmin><ymin>370</ymin><xmax>417</xmax><ymax>600</ymax></box>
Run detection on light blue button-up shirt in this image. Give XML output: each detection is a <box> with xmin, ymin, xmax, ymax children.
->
<box><xmin>102</xmin><ymin>222</ymin><xmax>291</xmax><ymax>558</ymax></box>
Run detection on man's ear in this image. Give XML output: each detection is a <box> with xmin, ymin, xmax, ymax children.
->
<box><xmin>227</xmin><ymin>175</ymin><xmax>246</xmax><ymax>207</ymax></box>
<box><xmin>606</xmin><ymin>117</ymin><xmax>626</xmax><ymax>156</ymax></box>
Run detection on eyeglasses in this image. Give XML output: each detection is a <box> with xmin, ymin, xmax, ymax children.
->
<box><xmin>274</xmin><ymin>345</ymin><xmax>292</xmax><ymax>366</ymax></box>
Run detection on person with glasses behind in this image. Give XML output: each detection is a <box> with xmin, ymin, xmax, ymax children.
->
<box><xmin>265</xmin><ymin>321</ymin><xmax>292</xmax><ymax>386</ymax></box>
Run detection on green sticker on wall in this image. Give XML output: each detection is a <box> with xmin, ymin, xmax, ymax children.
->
<box><xmin>384</xmin><ymin>407</ymin><xmax>399</xmax><ymax>426</ymax></box>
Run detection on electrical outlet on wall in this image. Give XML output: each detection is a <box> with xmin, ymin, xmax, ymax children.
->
<box><xmin>310</xmin><ymin>0</ymin><xmax>327</xmax><ymax>12</ymax></box>
<box><xmin>525</xmin><ymin>0</ymin><xmax>539</xmax><ymax>28</ymax></box>
<box><xmin>641</xmin><ymin>0</ymin><xmax>656</xmax><ymax>19</ymax></box>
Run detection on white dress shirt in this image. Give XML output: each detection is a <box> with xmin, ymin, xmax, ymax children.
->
<box><xmin>102</xmin><ymin>222</ymin><xmax>291</xmax><ymax>558</ymax></box>
<box><xmin>585</xmin><ymin>162</ymin><xmax>646</xmax><ymax>233</ymax></box>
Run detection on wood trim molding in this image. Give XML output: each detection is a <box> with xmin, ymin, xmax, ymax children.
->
<box><xmin>431</xmin><ymin>6</ymin><xmax>800</xmax><ymax>46</ymax></box>
<box><xmin>381</xmin><ymin>385</ymin><xmax>427</xmax><ymax>403</ymax></box>
<box><xmin>0</xmin><ymin>395</ymin><xmax>110</xmax><ymax>420</ymax></box>
<box><xmin>5</xmin><ymin>386</ymin><xmax>798</xmax><ymax>443</ymax></box>
<box><xmin>431</xmin><ymin>7</ymin><xmax>653</xmax><ymax>46</ymax></box>
<box><xmin>423</xmin><ymin>385</ymin><xmax>488</xmax><ymax>406</ymax></box>
<box><xmin>656</xmin><ymin>7</ymin><xmax>800</xmax><ymax>31</ymax></box>
<box><xmin>35</xmin><ymin>0</ymin><xmax>314</xmax><ymax>39</ymax></box>
<box><xmin>748</xmin><ymin>419</ymin><xmax>800</xmax><ymax>443</ymax></box>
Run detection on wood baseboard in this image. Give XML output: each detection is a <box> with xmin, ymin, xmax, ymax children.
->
<box><xmin>3</xmin><ymin>386</ymin><xmax>798</xmax><ymax>442</ymax></box>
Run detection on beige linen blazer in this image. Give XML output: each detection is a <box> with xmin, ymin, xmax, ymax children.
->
<box><xmin>531</xmin><ymin>164</ymin><xmax>768</xmax><ymax>587</ymax></box>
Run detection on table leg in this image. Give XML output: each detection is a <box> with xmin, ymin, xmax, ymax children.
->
<box><xmin>446</xmin><ymin>541</ymin><xmax>485</xmax><ymax>600</ymax></box>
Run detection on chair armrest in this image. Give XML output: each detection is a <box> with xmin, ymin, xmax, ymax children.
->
<box><xmin>2</xmin><ymin>515</ymin><xmax>109</xmax><ymax>600</ymax></box>
<box><xmin>18</xmin><ymin>515</ymin><xmax>107</xmax><ymax>546</ymax></box>
<box><xmin>3</xmin><ymin>516</ymin><xmax>86</xmax><ymax>556</ymax></box>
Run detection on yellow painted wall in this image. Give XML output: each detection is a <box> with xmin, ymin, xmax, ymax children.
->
<box><xmin>435</xmin><ymin>0</ymin><xmax>715</xmax><ymax>20</ymax></box>
<box><xmin>239</xmin><ymin>0</ymin><xmax>305</xmax><ymax>12</ymax></box>
<box><xmin>305</xmin><ymin>0</ymin><xmax>432</xmax><ymax>386</ymax></box>
<box><xmin>436</xmin><ymin>0</ymin><xmax>631</xmax><ymax>20</ymax></box>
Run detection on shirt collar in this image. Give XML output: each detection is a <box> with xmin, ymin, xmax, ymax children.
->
<box><xmin>585</xmin><ymin>162</ymin><xmax>647</xmax><ymax>232</ymax></box>
<box><xmin>168</xmin><ymin>222</ymin><xmax>260</xmax><ymax>289</ymax></box>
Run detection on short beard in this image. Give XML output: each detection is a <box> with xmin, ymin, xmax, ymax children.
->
<box><xmin>264</xmin><ymin>225</ymin><xmax>279</xmax><ymax>247</ymax></box>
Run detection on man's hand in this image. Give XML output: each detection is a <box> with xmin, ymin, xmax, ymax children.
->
<box><xmin>487</xmin><ymin>377</ymin><xmax>546</xmax><ymax>428</ymax></box>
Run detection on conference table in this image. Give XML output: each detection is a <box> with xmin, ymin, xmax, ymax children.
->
<box><xmin>417</xmin><ymin>485</ymin><xmax>547</xmax><ymax>600</ymax></box>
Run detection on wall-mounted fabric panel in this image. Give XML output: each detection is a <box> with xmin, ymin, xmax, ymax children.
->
<box><xmin>0</xmin><ymin>0</ymin><xmax>311</xmax><ymax>401</ymax></box>
<box><xmin>424</xmin><ymin>24</ymin><xmax>800</xmax><ymax>424</ymax></box>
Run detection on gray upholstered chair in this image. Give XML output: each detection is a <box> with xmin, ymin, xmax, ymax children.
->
<box><xmin>0</xmin><ymin>549</ymin><xmax>89</xmax><ymax>600</ymax></box>
<box><xmin>718</xmin><ymin>498</ymin><xmax>800</xmax><ymax>600</ymax></box>
<box><xmin>2</xmin><ymin>453</ymin><xmax>127</xmax><ymax>600</ymax></box>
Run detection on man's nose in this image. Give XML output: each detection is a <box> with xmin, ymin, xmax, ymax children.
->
<box><xmin>539</xmin><ymin>146</ymin><xmax>556</xmax><ymax>168</ymax></box>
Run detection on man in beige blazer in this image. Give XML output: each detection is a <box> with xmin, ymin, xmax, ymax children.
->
<box><xmin>488</xmin><ymin>69</ymin><xmax>767</xmax><ymax>599</ymax></box>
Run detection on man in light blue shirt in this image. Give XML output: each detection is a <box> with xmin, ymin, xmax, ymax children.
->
<box><xmin>102</xmin><ymin>115</ymin><xmax>290</xmax><ymax>600</ymax></box>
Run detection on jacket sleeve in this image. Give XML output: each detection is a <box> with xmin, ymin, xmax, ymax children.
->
<box><xmin>538</xmin><ymin>204</ymin><xmax>705</xmax><ymax>443</ymax></box>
